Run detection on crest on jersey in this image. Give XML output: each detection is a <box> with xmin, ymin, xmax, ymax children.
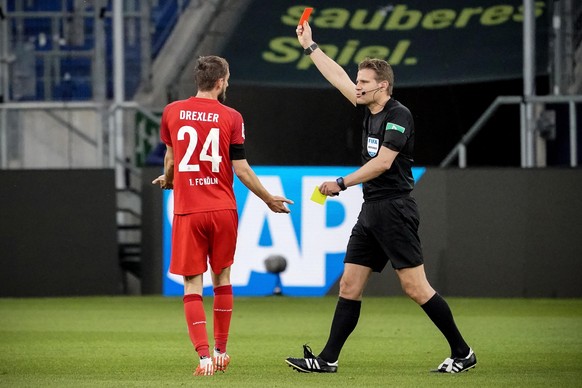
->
<box><xmin>367</xmin><ymin>137</ymin><xmax>379</xmax><ymax>157</ymax></box>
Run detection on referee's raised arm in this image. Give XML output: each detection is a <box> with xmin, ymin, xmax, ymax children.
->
<box><xmin>296</xmin><ymin>21</ymin><xmax>356</xmax><ymax>106</ymax></box>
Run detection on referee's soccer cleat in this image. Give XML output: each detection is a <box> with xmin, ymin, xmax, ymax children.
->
<box><xmin>213</xmin><ymin>349</ymin><xmax>230</xmax><ymax>372</ymax></box>
<box><xmin>433</xmin><ymin>348</ymin><xmax>477</xmax><ymax>373</ymax></box>
<box><xmin>285</xmin><ymin>344</ymin><xmax>338</xmax><ymax>373</ymax></box>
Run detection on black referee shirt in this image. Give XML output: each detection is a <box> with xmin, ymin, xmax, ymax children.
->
<box><xmin>358</xmin><ymin>98</ymin><xmax>415</xmax><ymax>201</ymax></box>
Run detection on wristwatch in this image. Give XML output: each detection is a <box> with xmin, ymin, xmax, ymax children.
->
<box><xmin>336</xmin><ymin>177</ymin><xmax>347</xmax><ymax>191</ymax></box>
<box><xmin>304</xmin><ymin>42</ymin><xmax>319</xmax><ymax>56</ymax></box>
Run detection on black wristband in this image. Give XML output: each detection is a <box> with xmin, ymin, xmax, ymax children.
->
<box><xmin>304</xmin><ymin>42</ymin><xmax>318</xmax><ymax>55</ymax></box>
<box><xmin>336</xmin><ymin>177</ymin><xmax>347</xmax><ymax>191</ymax></box>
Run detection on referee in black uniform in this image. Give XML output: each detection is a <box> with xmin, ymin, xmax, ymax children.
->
<box><xmin>286</xmin><ymin>21</ymin><xmax>477</xmax><ymax>374</ymax></box>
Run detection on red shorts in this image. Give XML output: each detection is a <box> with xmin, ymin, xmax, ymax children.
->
<box><xmin>169</xmin><ymin>209</ymin><xmax>238</xmax><ymax>276</ymax></box>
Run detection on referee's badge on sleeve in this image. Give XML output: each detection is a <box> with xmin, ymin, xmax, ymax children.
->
<box><xmin>367</xmin><ymin>137</ymin><xmax>379</xmax><ymax>157</ymax></box>
<box><xmin>386</xmin><ymin>122</ymin><xmax>405</xmax><ymax>133</ymax></box>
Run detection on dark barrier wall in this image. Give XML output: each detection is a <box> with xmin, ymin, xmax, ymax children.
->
<box><xmin>141</xmin><ymin>167</ymin><xmax>164</xmax><ymax>295</ymax></box>
<box><xmin>0</xmin><ymin>170</ymin><xmax>121</xmax><ymax>297</ymax></box>
<box><xmin>142</xmin><ymin>167</ymin><xmax>582</xmax><ymax>298</ymax></box>
<box><xmin>351</xmin><ymin>168</ymin><xmax>582</xmax><ymax>298</ymax></box>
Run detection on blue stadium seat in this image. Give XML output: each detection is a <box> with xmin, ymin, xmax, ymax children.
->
<box><xmin>6</xmin><ymin>0</ymin><xmax>190</xmax><ymax>101</ymax></box>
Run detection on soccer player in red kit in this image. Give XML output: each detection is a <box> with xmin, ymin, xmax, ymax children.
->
<box><xmin>153</xmin><ymin>55</ymin><xmax>293</xmax><ymax>377</ymax></box>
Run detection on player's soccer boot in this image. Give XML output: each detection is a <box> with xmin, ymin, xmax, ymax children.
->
<box><xmin>193</xmin><ymin>356</ymin><xmax>214</xmax><ymax>376</ymax></box>
<box><xmin>213</xmin><ymin>348</ymin><xmax>230</xmax><ymax>372</ymax></box>
<box><xmin>433</xmin><ymin>348</ymin><xmax>477</xmax><ymax>373</ymax></box>
<box><xmin>285</xmin><ymin>344</ymin><xmax>338</xmax><ymax>373</ymax></box>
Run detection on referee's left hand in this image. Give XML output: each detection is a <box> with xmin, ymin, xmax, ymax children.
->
<box><xmin>319</xmin><ymin>181</ymin><xmax>341</xmax><ymax>196</ymax></box>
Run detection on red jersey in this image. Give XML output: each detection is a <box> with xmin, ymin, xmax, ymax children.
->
<box><xmin>160</xmin><ymin>97</ymin><xmax>245</xmax><ymax>214</ymax></box>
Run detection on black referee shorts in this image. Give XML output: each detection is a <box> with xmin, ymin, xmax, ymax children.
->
<box><xmin>344</xmin><ymin>195</ymin><xmax>423</xmax><ymax>272</ymax></box>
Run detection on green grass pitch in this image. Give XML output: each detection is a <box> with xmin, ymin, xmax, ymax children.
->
<box><xmin>1</xmin><ymin>296</ymin><xmax>581</xmax><ymax>387</ymax></box>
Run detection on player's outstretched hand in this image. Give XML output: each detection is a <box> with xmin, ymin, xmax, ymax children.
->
<box><xmin>152</xmin><ymin>174</ymin><xmax>173</xmax><ymax>190</ymax></box>
<box><xmin>267</xmin><ymin>196</ymin><xmax>294</xmax><ymax>214</ymax></box>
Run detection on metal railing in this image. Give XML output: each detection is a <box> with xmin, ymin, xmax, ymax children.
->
<box><xmin>440</xmin><ymin>95</ymin><xmax>582</xmax><ymax>168</ymax></box>
<box><xmin>0</xmin><ymin>101</ymin><xmax>160</xmax><ymax>189</ymax></box>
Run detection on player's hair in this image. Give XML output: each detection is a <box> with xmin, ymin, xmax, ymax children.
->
<box><xmin>195</xmin><ymin>56</ymin><xmax>229</xmax><ymax>91</ymax></box>
<box><xmin>358</xmin><ymin>58</ymin><xmax>394</xmax><ymax>95</ymax></box>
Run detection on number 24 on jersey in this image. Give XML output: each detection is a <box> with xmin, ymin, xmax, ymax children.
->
<box><xmin>177</xmin><ymin>125</ymin><xmax>222</xmax><ymax>173</ymax></box>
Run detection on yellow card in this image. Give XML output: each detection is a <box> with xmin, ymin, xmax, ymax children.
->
<box><xmin>310</xmin><ymin>185</ymin><xmax>327</xmax><ymax>205</ymax></box>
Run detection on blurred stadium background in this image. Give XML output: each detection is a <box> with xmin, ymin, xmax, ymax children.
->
<box><xmin>0</xmin><ymin>0</ymin><xmax>581</xmax><ymax>298</ymax></box>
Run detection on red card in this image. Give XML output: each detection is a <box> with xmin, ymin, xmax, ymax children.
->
<box><xmin>298</xmin><ymin>7</ymin><xmax>313</xmax><ymax>26</ymax></box>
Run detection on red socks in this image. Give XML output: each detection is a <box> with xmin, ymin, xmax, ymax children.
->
<box><xmin>183</xmin><ymin>294</ymin><xmax>210</xmax><ymax>358</ymax></box>
<box><xmin>183</xmin><ymin>285</ymin><xmax>233</xmax><ymax>358</ymax></box>
<box><xmin>213</xmin><ymin>285</ymin><xmax>233</xmax><ymax>353</ymax></box>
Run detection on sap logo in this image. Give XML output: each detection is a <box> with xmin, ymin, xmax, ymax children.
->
<box><xmin>162</xmin><ymin>166</ymin><xmax>425</xmax><ymax>296</ymax></box>
<box><xmin>163</xmin><ymin>166</ymin><xmax>361</xmax><ymax>296</ymax></box>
